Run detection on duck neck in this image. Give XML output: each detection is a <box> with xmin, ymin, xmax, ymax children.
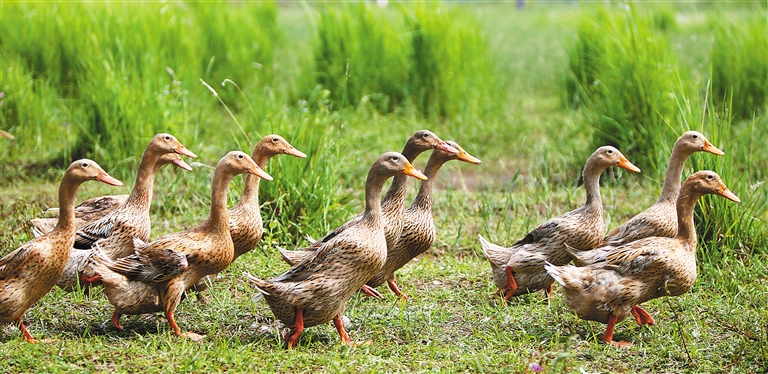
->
<box><xmin>238</xmin><ymin>151</ymin><xmax>271</xmax><ymax>207</ymax></box>
<box><xmin>581</xmin><ymin>158</ymin><xmax>605</xmax><ymax>210</ymax></box>
<box><xmin>658</xmin><ymin>144</ymin><xmax>691</xmax><ymax>204</ymax></box>
<box><xmin>206</xmin><ymin>167</ymin><xmax>236</xmax><ymax>232</ymax></box>
<box><xmin>674</xmin><ymin>186</ymin><xmax>702</xmax><ymax>249</ymax></box>
<box><xmin>382</xmin><ymin>146</ymin><xmax>422</xmax><ymax>206</ymax></box>
<box><xmin>411</xmin><ymin>156</ymin><xmax>448</xmax><ymax>210</ymax></box>
<box><xmin>123</xmin><ymin>150</ymin><xmax>161</xmax><ymax>210</ymax></box>
<box><xmin>53</xmin><ymin>174</ymin><xmax>81</xmax><ymax>234</ymax></box>
<box><xmin>362</xmin><ymin>171</ymin><xmax>390</xmax><ymax>225</ymax></box>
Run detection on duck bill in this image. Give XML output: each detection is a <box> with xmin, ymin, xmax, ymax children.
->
<box><xmin>175</xmin><ymin>145</ymin><xmax>198</xmax><ymax>158</ymax></box>
<box><xmin>617</xmin><ymin>157</ymin><xmax>641</xmax><ymax>173</ymax></box>
<box><xmin>403</xmin><ymin>162</ymin><xmax>428</xmax><ymax>181</ymax></box>
<box><xmin>285</xmin><ymin>147</ymin><xmax>307</xmax><ymax>158</ymax></box>
<box><xmin>436</xmin><ymin>140</ymin><xmax>459</xmax><ymax>155</ymax></box>
<box><xmin>248</xmin><ymin>165</ymin><xmax>273</xmax><ymax>181</ymax></box>
<box><xmin>702</xmin><ymin>140</ymin><xmax>725</xmax><ymax>156</ymax></box>
<box><xmin>457</xmin><ymin>151</ymin><xmax>482</xmax><ymax>165</ymax></box>
<box><xmin>96</xmin><ymin>170</ymin><xmax>123</xmax><ymax>186</ymax></box>
<box><xmin>717</xmin><ymin>186</ymin><xmax>741</xmax><ymax>203</ymax></box>
<box><xmin>172</xmin><ymin>157</ymin><xmax>193</xmax><ymax>171</ymax></box>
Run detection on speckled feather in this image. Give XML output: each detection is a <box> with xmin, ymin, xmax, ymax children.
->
<box><xmin>546</xmin><ymin>171</ymin><xmax>739</xmax><ymax>328</ymax></box>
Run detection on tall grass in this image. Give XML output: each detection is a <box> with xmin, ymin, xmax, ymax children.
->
<box><xmin>711</xmin><ymin>14</ymin><xmax>768</xmax><ymax>120</ymax></box>
<box><xmin>676</xmin><ymin>81</ymin><xmax>768</xmax><ymax>264</ymax></box>
<box><xmin>566</xmin><ymin>5</ymin><xmax>678</xmax><ymax>176</ymax></box>
<box><xmin>312</xmin><ymin>2</ymin><xmax>496</xmax><ymax>118</ymax></box>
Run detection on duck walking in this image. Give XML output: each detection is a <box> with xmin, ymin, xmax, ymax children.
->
<box><xmin>0</xmin><ymin>159</ymin><xmax>121</xmax><ymax>343</ymax></box>
<box><xmin>546</xmin><ymin>171</ymin><xmax>740</xmax><ymax>347</ymax></box>
<box><xmin>366</xmin><ymin>141</ymin><xmax>480</xmax><ymax>298</ymax></box>
<box><xmin>480</xmin><ymin>146</ymin><xmax>640</xmax><ymax>300</ymax></box>
<box><xmin>89</xmin><ymin>151</ymin><xmax>270</xmax><ymax>340</ymax></box>
<box><xmin>247</xmin><ymin>152</ymin><xmax>427</xmax><ymax>348</ymax></box>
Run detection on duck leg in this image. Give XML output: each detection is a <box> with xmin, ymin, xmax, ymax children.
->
<box><xmin>630</xmin><ymin>305</ymin><xmax>655</xmax><ymax>326</ymax></box>
<box><xmin>165</xmin><ymin>310</ymin><xmax>204</xmax><ymax>341</ymax></box>
<box><xmin>360</xmin><ymin>285</ymin><xmax>384</xmax><ymax>299</ymax></box>
<box><xmin>17</xmin><ymin>318</ymin><xmax>37</xmax><ymax>344</ymax></box>
<box><xmin>603</xmin><ymin>314</ymin><xmax>633</xmax><ymax>348</ymax></box>
<box><xmin>111</xmin><ymin>310</ymin><xmax>125</xmax><ymax>331</ymax></box>
<box><xmin>333</xmin><ymin>316</ymin><xmax>371</xmax><ymax>347</ymax></box>
<box><xmin>285</xmin><ymin>308</ymin><xmax>305</xmax><ymax>349</ymax></box>
<box><xmin>543</xmin><ymin>283</ymin><xmax>553</xmax><ymax>302</ymax></box>
<box><xmin>387</xmin><ymin>277</ymin><xmax>408</xmax><ymax>300</ymax></box>
<box><xmin>503</xmin><ymin>266</ymin><xmax>519</xmax><ymax>300</ymax></box>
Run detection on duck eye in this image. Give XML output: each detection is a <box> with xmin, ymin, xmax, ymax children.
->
<box><xmin>165</xmin><ymin>136</ymin><xmax>171</xmax><ymax>141</ymax></box>
<box><xmin>607</xmin><ymin>149</ymin><xmax>613</xmax><ymax>154</ymax></box>
<box><xmin>82</xmin><ymin>162</ymin><xmax>89</xmax><ymax>168</ymax></box>
<box><xmin>392</xmin><ymin>156</ymin><xmax>399</xmax><ymax>161</ymax></box>
<box><xmin>693</xmin><ymin>134</ymin><xmax>698</xmax><ymax>139</ymax></box>
<box><xmin>238</xmin><ymin>154</ymin><xmax>244</xmax><ymax>159</ymax></box>
<box><xmin>708</xmin><ymin>175</ymin><xmax>714</xmax><ymax>180</ymax></box>
<box><xmin>273</xmin><ymin>137</ymin><xmax>279</xmax><ymax>142</ymax></box>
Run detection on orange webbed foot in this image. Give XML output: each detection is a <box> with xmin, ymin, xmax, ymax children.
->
<box><xmin>631</xmin><ymin>305</ymin><xmax>655</xmax><ymax>326</ymax></box>
<box><xmin>387</xmin><ymin>279</ymin><xmax>408</xmax><ymax>300</ymax></box>
<box><xmin>360</xmin><ymin>285</ymin><xmax>384</xmax><ymax>299</ymax></box>
<box><xmin>503</xmin><ymin>266</ymin><xmax>519</xmax><ymax>300</ymax></box>
<box><xmin>285</xmin><ymin>309</ymin><xmax>305</xmax><ymax>349</ymax></box>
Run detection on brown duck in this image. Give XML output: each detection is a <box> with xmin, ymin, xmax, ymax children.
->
<box><xmin>279</xmin><ymin>130</ymin><xmax>457</xmax><ymax>298</ymax></box>
<box><xmin>191</xmin><ymin>135</ymin><xmax>306</xmax><ymax>296</ymax></box>
<box><xmin>89</xmin><ymin>151</ymin><xmax>270</xmax><ymax>340</ymax></box>
<box><xmin>29</xmin><ymin>154</ymin><xmax>191</xmax><ymax>238</ymax></box>
<box><xmin>570</xmin><ymin>131</ymin><xmax>723</xmax><ymax>267</ymax></box>
<box><xmin>366</xmin><ymin>141</ymin><xmax>481</xmax><ymax>298</ymax></box>
<box><xmin>74</xmin><ymin>134</ymin><xmax>196</xmax><ymax>288</ymax></box>
<box><xmin>246</xmin><ymin>152</ymin><xmax>427</xmax><ymax>348</ymax></box>
<box><xmin>546</xmin><ymin>171</ymin><xmax>740</xmax><ymax>347</ymax></box>
<box><xmin>0</xmin><ymin>159</ymin><xmax>121</xmax><ymax>343</ymax></box>
<box><xmin>480</xmin><ymin>146</ymin><xmax>640</xmax><ymax>300</ymax></box>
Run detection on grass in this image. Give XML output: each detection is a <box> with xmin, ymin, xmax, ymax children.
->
<box><xmin>1</xmin><ymin>1</ymin><xmax>767</xmax><ymax>372</ymax></box>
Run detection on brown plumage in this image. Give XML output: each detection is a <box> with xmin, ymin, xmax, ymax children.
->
<box><xmin>29</xmin><ymin>154</ymin><xmax>191</xmax><ymax>238</ymax></box>
<box><xmin>70</xmin><ymin>134</ymin><xmax>196</xmax><ymax>290</ymax></box>
<box><xmin>88</xmin><ymin>151</ymin><xmax>270</xmax><ymax>340</ymax></box>
<box><xmin>0</xmin><ymin>159</ymin><xmax>122</xmax><ymax>343</ymax></box>
<box><xmin>366</xmin><ymin>141</ymin><xmax>481</xmax><ymax>298</ymax></box>
<box><xmin>546</xmin><ymin>171</ymin><xmax>740</xmax><ymax>347</ymax></box>
<box><xmin>191</xmin><ymin>135</ymin><xmax>306</xmax><ymax>296</ymax></box>
<box><xmin>571</xmin><ymin>132</ymin><xmax>724</xmax><ymax>266</ymax></box>
<box><xmin>480</xmin><ymin>146</ymin><xmax>640</xmax><ymax>300</ymax></box>
<box><xmin>278</xmin><ymin>130</ymin><xmax>457</xmax><ymax>298</ymax></box>
<box><xmin>246</xmin><ymin>152</ymin><xmax>428</xmax><ymax>348</ymax></box>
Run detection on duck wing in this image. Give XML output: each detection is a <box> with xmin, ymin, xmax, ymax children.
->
<box><xmin>75</xmin><ymin>217</ymin><xmax>116</xmax><ymax>249</ymax></box>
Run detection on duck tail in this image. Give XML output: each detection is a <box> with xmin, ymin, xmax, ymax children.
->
<box><xmin>544</xmin><ymin>261</ymin><xmax>566</xmax><ymax>287</ymax></box>
<box><xmin>278</xmin><ymin>247</ymin><xmax>309</xmax><ymax>266</ymax></box>
<box><xmin>478</xmin><ymin>234</ymin><xmax>510</xmax><ymax>268</ymax></box>
<box><xmin>244</xmin><ymin>272</ymin><xmax>271</xmax><ymax>296</ymax></box>
<box><xmin>562</xmin><ymin>243</ymin><xmax>587</xmax><ymax>266</ymax></box>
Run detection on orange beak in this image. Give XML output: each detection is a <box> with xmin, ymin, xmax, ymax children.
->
<box><xmin>96</xmin><ymin>170</ymin><xmax>123</xmax><ymax>186</ymax></box>
<box><xmin>403</xmin><ymin>161</ymin><xmax>428</xmax><ymax>181</ymax></box>
<box><xmin>702</xmin><ymin>140</ymin><xmax>725</xmax><ymax>156</ymax></box>
<box><xmin>172</xmin><ymin>157</ymin><xmax>193</xmax><ymax>171</ymax></box>
<box><xmin>436</xmin><ymin>140</ymin><xmax>459</xmax><ymax>155</ymax></box>
<box><xmin>457</xmin><ymin>150</ymin><xmax>481</xmax><ymax>165</ymax></box>
<box><xmin>285</xmin><ymin>147</ymin><xmax>307</xmax><ymax>158</ymax></box>
<box><xmin>248</xmin><ymin>165</ymin><xmax>273</xmax><ymax>181</ymax></box>
<box><xmin>617</xmin><ymin>157</ymin><xmax>641</xmax><ymax>173</ymax></box>
<box><xmin>175</xmin><ymin>145</ymin><xmax>198</xmax><ymax>158</ymax></box>
<box><xmin>717</xmin><ymin>185</ymin><xmax>741</xmax><ymax>203</ymax></box>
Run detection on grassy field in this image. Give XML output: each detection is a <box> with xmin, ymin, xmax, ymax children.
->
<box><xmin>1</xmin><ymin>1</ymin><xmax>767</xmax><ymax>372</ymax></box>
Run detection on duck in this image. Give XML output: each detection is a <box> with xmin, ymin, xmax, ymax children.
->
<box><xmin>0</xmin><ymin>130</ymin><xmax>13</xmax><ymax>139</ymax></box>
<box><xmin>601</xmin><ymin>132</ymin><xmax>723</xmax><ymax>245</ymax></box>
<box><xmin>279</xmin><ymin>130</ymin><xmax>457</xmax><ymax>298</ymax></box>
<box><xmin>190</xmin><ymin>135</ymin><xmax>306</xmax><ymax>296</ymax></box>
<box><xmin>365</xmin><ymin>141</ymin><xmax>481</xmax><ymax>298</ymax></box>
<box><xmin>29</xmin><ymin>153</ymin><xmax>192</xmax><ymax>238</ymax></box>
<box><xmin>36</xmin><ymin>153</ymin><xmax>193</xmax><ymax>291</ymax></box>
<box><xmin>479</xmin><ymin>146</ymin><xmax>640</xmax><ymax>300</ymax></box>
<box><xmin>0</xmin><ymin>159</ymin><xmax>122</xmax><ymax>343</ymax></box>
<box><xmin>545</xmin><ymin>171</ymin><xmax>740</xmax><ymax>347</ymax></box>
<box><xmin>88</xmin><ymin>151</ymin><xmax>271</xmax><ymax>340</ymax></box>
<box><xmin>246</xmin><ymin>152</ymin><xmax>427</xmax><ymax>348</ymax></box>
<box><xmin>72</xmin><ymin>134</ymin><xmax>196</xmax><ymax>289</ymax></box>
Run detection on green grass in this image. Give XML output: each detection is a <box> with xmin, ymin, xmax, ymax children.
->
<box><xmin>1</xmin><ymin>1</ymin><xmax>767</xmax><ymax>372</ymax></box>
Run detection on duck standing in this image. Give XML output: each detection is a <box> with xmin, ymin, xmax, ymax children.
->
<box><xmin>366</xmin><ymin>141</ymin><xmax>481</xmax><ymax>298</ymax></box>
<box><xmin>480</xmin><ymin>146</ymin><xmax>640</xmax><ymax>300</ymax></box>
<box><xmin>247</xmin><ymin>152</ymin><xmax>427</xmax><ymax>348</ymax></box>
<box><xmin>0</xmin><ymin>159</ymin><xmax>122</xmax><ymax>343</ymax></box>
<box><xmin>89</xmin><ymin>151</ymin><xmax>270</xmax><ymax>340</ymax></box>
<box><xmin>546</xmin><ymin>171</ymin><xmax>740</xmax><ymax>347</ymax></box>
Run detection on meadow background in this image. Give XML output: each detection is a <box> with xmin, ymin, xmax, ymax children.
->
<box><xmin>1</xmin><ymin>0</ymin><xmax>767</xmax><ymax>372</ymax></box>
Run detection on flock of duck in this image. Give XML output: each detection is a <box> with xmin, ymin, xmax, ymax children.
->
<box><xmin>0</xmin><ymin>129</ymin><xmax>739</xmax><ymax>349</ymax></box>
